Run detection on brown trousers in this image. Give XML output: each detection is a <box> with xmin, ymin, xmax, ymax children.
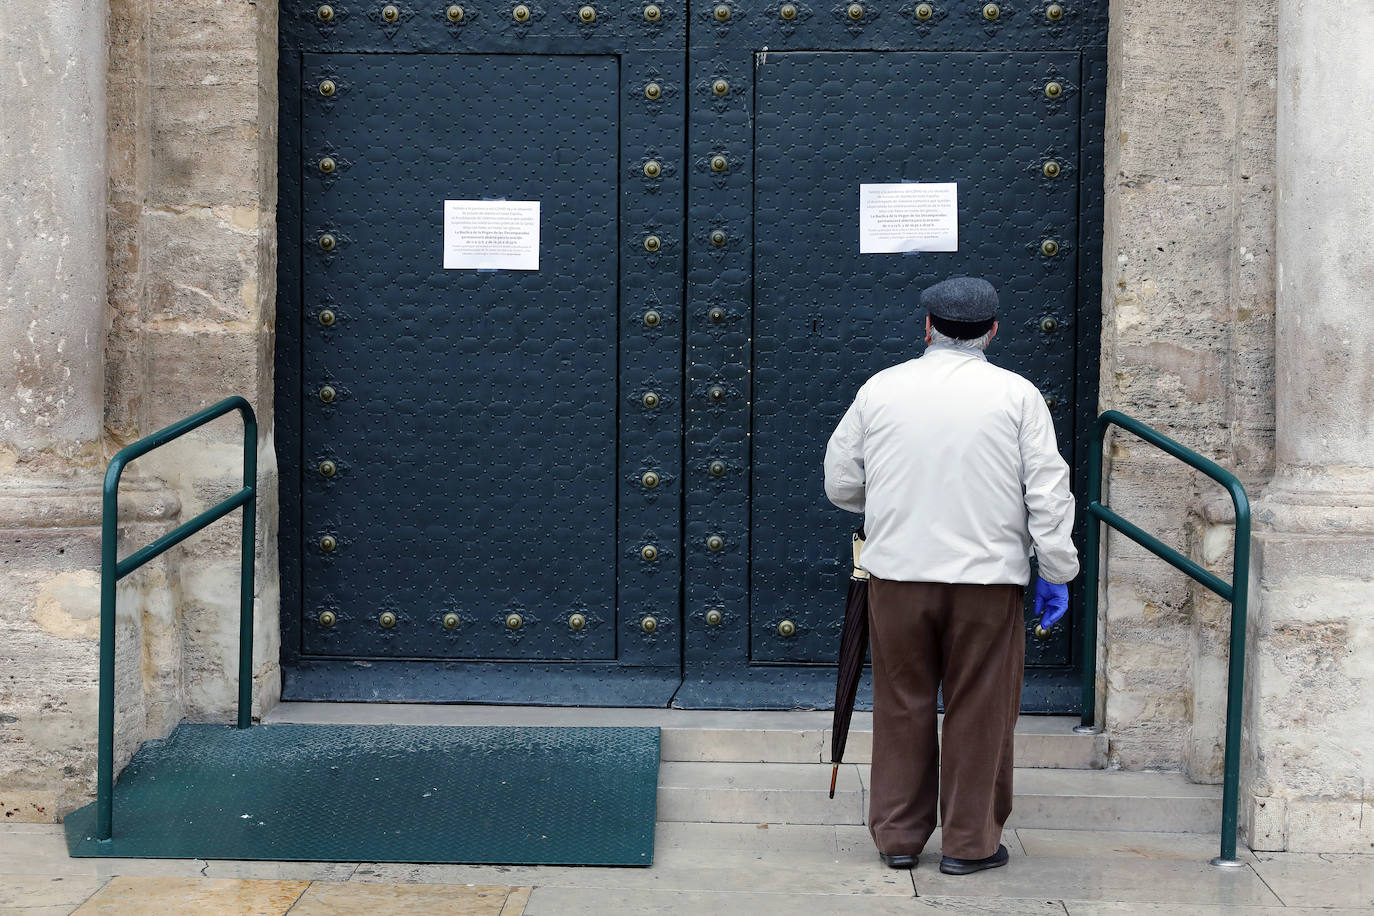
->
<box><xmin>866</xmin><ymin>578</ymin><xmax>1025</xmax><ymax>861</ymax></box>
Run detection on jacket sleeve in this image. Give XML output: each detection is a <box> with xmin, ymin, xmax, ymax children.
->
<box><xmin>824</xmin><ymin>393</ymin><xmax>867</xmax><ymax>513</ymax></box>
<box><xmin>1019</xmin><ymin>390</ymin><xmax>1079</xmax><ymax>584</ymax></box>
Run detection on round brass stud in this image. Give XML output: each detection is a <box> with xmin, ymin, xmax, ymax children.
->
<box><xmin>319</xmin><ymin>534</ymin><xmax>337</xmax><ymax>552</ymax></box>
<box><xmin>708</xmin><ymin>306</ymin><xmax>726</xmax><ymax>323</ymax></box>
<box><xmin>1042</xmin><ymin>160</ymin><xmax>1061</xmax><ymax>178</ymax></box>
<box><xmin>915</xmin><ymin>2</ymin><xmax>932</xmax><ymax>17</ymax></box>
<box><xmin>382</xmin><ymin>4</ymin><xmax>400</xmax><ymax>22</ymax></box>
<box><xmin>1034</xmin><ymin>624</ymin><xmax>1052</xmax><ymax>639</ymax></box>
<box><xmin>319</xmin><ymin>233</ymin><xmax>337</xmax><ymax>251</ymax></box>
<box><xmin>641</xmin><ymin>616</ymin><xmax>658</xmax><ymax>633</ymax></box>
<box><xmin>506</xmin><ymin>613</ymin><xmax>523</xmax><ymax>630</ymax></box>
<box><xmin>514</xmin><ymin>4</ymin><xmax>530</xmax><ymax>20</ymax></box>
<box><xmin>319</xmin><ymin>309</ymin><xmax>337</xmax><ymax>326</ymax></box>
<box><xmin>319</xmin><ymin>610</ymin><xmax>337</xmax><ymax>627</ymax></box>
<box><xmin>645</xmin><ymin>81</ymin><xmax>662</xmax><ymax>100</ymax></box>
<box><xmin>709</xmin><ymin>459</ymin><xmax>726</xmax><ymax>477</ymax></box>
<box><xmin>641</xmin><ymin>544</ymin><xmax>659</xmax><ymax>561</ymax></box>
<box><xmin>644</xmin><ymin>3</ymin><xmax>661</xmax><ymax>18</ymax></box>
<box><xmin>780</xmin><ymin>2</ymin><xmax>797</xmax><ymax>17</ymax></box>
<box><xmin>713</xmin><ymin>3</ymin><xmax>730</xmax><ymax>19</ymax></box>
<box><xmin>379</xmin><ymin>611</ymin><xmax>397</xmax><ymax>628</ymax></box>
<box><xmin>847</xmin><ymin>2</ymin><xmax>862</xmax><ymax>18</ymax></box>
<box><xmin>319</xmin><ymin>385</ymin><xmax>337</xmax><ymax>403</ymax></box>
<box><xmin>644</xmin><ymin>235</ymin><xmax>661</xmax><ymax>252</ymax></box>
<box><xmin>1046</xmin><ymin>2</ymin><xmax>1063</xmax><ymax>19</ymax></box>
<box><xmin>712</xmin><ymin>78</ymin><xmax>730</xmax><ymax>96</ymax></box>
<box><xmin>982</xmin><ymin>2</ymin><xmax>998</xmax><ymax>18</ymax></box>
<box><xmin>710</xmin><ymin>229</ymin><xmax>727</xmax><ymax>247</ymax></box>
<box><xmin>318</xmin><ymin>79</ymin><xmax>336</xmax><ymax>97</ymax></box>
<box><xmin>644</xmin><ymin>159</ymin><xmax>662</xmax><ymax>178</ymax></box>
<box><xmin>1045</xmin><ymin>80</ymin><xmax>1063</xmax><ymax>99</ymax></box>
<box><xmin>318</xmin><ymin>5</ymin><xmax>336</xmax><ymax>20</ymax></box>
<box><xmin>643</xmin><ymin>309</ymin><xmax>661</xmax><ymax>327</ymax></box>
<box><xmin>642</xmin><ymin>391</ymin><xmax>660</xmax><ymax>409</ymax></box>
<box><xmin>579</xmin><ymin>4</ymin><xmax>596</xmax><ymax>20</ymax></box>
<box><xmin>569</xmin><ymin>613</ymin><xmax>586</xmax><ymax>630</ymax></box>
<box><xmin>778</xmin><ymin>620</ymin><xmax>797</xmax><ymax>637</ymax></box>
<box><xmin>705</xmin><ymin>609</ymin><xmax>723</xmax><ymax>626</ymax></box>
<box><xmin>642</xmin><ymin>470</ymin><xmax>660</xmax><ymax>489</ymax></box>
<box><xmin>1044</xmin><ymin>395</ymin><xmax>1059</xmax><ymax>409</ymax></box>
<box><xmin>711</xmin><ymin>154</ymin><xmax>728</xmax><ymax>172</ymax></box>
<box><xmin>1041</xmin><ymin>238</ymin><xmax>1060</xmax><ymax>257</ymax></box>
<box><xmin>319</xmin><ymin>459</ymin><xmax>337</xmax><ymax>478</ymax></box>
<box><xmin>319</xmin><ymin>157</ymin><xmax>337</xmax><ymax>174</ymax></box>
<box><xmin>708</xmin><ymin>385</ymin><xmax>725</xmax><ymax>402</ymax></box>
<box><xmin>443</xmin><ymin>612</ymin><xmax>461</xmax><ymax>629</ymax></box>
<box><xmin>1040</xmin><ymin>316</ymin><xmax>1059</xmax><ymax>332</ymax></box>
<box><xmin>707</xmin><ymin>534</ymin><xmax>724</xmax><ymax>552</ymax></box>
<box><xmin>447</xmin><ymin>4</ymin><xmax>464</xmax><ymax>19</ymax></box>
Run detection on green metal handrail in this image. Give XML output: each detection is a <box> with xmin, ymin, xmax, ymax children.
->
<box><xmin>1079</xmin><ymin>409</ymin><xmax>1249</xmax><ymax>867</ymax></box>
<box><xmin>96</xmin><ymin>396</ymin><xmax>258</xmax><ymax>843</ymax></box>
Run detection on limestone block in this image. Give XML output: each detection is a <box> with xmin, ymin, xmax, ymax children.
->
<box><xmin>1285</xmin><ymin>799</ymin><xmax>1374</xmax><ymax>854</ymax></box>
<box><xmin>150</xmin><ymin>86</ymin><xmax>263</xmax><ymax>208</ymax></box>
<box><xmin>145</xmin><ymin>208</ymin><xmax>261</xmax><ymax>326</ymax></box>
<box><xmin>150</xmin><ymin>0</ymin><xmax>261</xmax><ymax>90</ymax></box>
<box><xmin>1246</xmin><ymin>794</ymin><xmax>1287</xmax><ymax>851</ymax></box>
<box><xmin>142</xmin><ymin>329</ymin><xmax>265</xmax><ymax>435</ymax></box>
<box><xmin>1238</xmin><ymin>0</ymin><xmax>1278</xmax><ymax>181</ymax></box>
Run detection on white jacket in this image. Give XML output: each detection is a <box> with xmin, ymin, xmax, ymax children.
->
<box><xmin>823</xmin><ymin>344</ymin><xmax>1079</xmax><ymax>586</ymax></box>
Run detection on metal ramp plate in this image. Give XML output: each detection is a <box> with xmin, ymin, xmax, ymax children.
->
<box><xmin>64</xmin><ymin>723</ymin><xmax>659</xmax><ymax>866</ymax></box>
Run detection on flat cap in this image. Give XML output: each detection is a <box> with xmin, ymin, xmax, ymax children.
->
<box><xmin>918</xmin><ymin>276</ymin><xmax>999</xmax><ymax>323</ymax></box>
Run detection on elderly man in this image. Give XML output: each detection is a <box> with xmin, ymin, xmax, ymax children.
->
<box><xmin>823</xmin><ymin>276</ymin><xmax>1079</xmax><ymax>875</ymax></box>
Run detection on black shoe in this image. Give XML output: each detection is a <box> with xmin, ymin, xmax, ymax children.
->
<box><xmin>938</xmin><ymin>844</ymin><xmax>1009</xmax><ymax>875</ymax></box>
<box><xmin>879</xmin><ymin>852</ymin><xmax>917</xmax><ymax>869</ymax></box>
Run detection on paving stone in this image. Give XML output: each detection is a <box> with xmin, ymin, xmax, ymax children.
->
<box><xmin>1249</xmin><ymin>852</ymin><xmax>1374</xmax><ymax>908</ymax></box>
<box><xmin>1064</xmin><ymin>906</ymin><xmax>1374</xmax><ymax>915</ymax></box>
<box><xmin>1015</xmin><ymin>829</ymin><xmax>1251</xmax><ymax>860</ymax></box>
<box><xmin>0</xmin><ymin>873</ymin><xmax>108</xmax><ymax>908</ymax></box>
<box><xmin>70</xmin><ymin>875</ymin><xmax>309</xmax><ymax>915</ymax></box>
<box><xmin>522</xmin><ymin>887</ymin><xmax>1067</xmax><ymax>915</ymax></box>
<box><xmin>657</xmin><ymin>762</ymin><xmax>866</xmax><ymax>825</ymax></box>
<box><xmin>287</xmin><ymin>880</ymin><xmax>518</xmax><ymax>915</ymax></box>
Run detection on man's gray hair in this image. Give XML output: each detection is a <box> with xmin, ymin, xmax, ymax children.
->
<box><xmin>929</xmin><ymin>324</ymin><xmax>995</xmax><ymax>351</ymax></box>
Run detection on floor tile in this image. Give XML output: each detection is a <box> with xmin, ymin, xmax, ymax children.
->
<box><xmin>499</xmin><ymin>885</ymin><xmax>532</xmax><ymax>915</ymax></box>
<box><xmin>1064</xmin><ymin>904</ymin><xmax>1374</xmax><ymax>915</ymax></box>
<box><xmin>836</xmin><ymin>826</ymin><xmax>1026</xmax><ymax>858</ymax></box>
<box><xmin>522</xmin><ymin>887</ymin><xmax>1066</xmax><ymax>915</ymax></box>
<box><xmin>0</xmin><ymin>874</ymin><xmax>106</xmax><ymax>908</ymax></box>
<box><xmin>655</xmin><ymin>822</ymin><xmax>840</xmax><ymax>857</ymax></box>
<box><xmin>288</xmin><ymin>880</ymin><xmax>516</xmax><ymax>915</ymax></box>
<box><xmin>70</xmin><ymin>875</ymin><xmax>308</xmax><ymax>915</ymax></box>
<box><xmin>1016</xmin><ymin>829</ymin><xmax>1252</xmax><ymax>861</ymax></box>
<box><xmin>1250</xmin><ymin>852</ymin><xmax>1374</xmax><ymax>907</ymax></box>
<box><xmin>913</xmin><ymin>856</ymin><xmax>1281</xmax><ymax>906</ymax></box>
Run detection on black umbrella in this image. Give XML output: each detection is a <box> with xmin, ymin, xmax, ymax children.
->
<box><xmin>829</xmin><ymin>528</ymin><xmax>869</xmax><ymax>798</ymax></box>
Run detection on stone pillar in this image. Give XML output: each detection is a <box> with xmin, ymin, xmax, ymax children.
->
<box><xmin>1247</xmin><ymin>0</ymin><xmax>1374</xmax><ymax>853</ymax></box>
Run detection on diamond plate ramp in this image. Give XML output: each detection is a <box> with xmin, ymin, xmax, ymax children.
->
<box><xmin>64</xmin><ymin>724</ymin><xmax>659</xmax><ymax>865</ymax></box>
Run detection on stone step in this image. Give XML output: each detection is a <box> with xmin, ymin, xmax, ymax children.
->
<box><xmin>265</xmin><ymin>703</ymin><xmax>1107</xmax><ymax>769</ymax></box>
<box><xmin>656</xmin><ymin>762</ymin><xmax>1222</xmax><ymax>833</ymax></box>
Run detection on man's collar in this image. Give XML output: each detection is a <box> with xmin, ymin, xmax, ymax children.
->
<box><xmin>924</xmin><ymin>341</ymin><xmax>988</xmax><ymax>362</ymax></box>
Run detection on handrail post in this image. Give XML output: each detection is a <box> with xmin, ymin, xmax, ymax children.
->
<box><xmin>1076</xmin><ymin>414</ymin><xmax>1106</xmax><ymax>734</ymax></box>
<box><xmin>237</xmin><ymin>410</ymin><xmax>258</xmax><ymax>729</ymax></box>
<box><xmin>1212</xmin><ymin>482</ymin><xmax>1251</xmax><ymax>868</ymax></box>
<box><xmin>95</xmin><ymin>459</ymin><xmax>124</xmax><ymax>843</ymax></box>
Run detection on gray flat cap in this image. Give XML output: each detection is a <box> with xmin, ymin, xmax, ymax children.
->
<box><xmin>918</xmin><ymin>276</ymin><xmax>999</xmax><ymax>322</ymax></box>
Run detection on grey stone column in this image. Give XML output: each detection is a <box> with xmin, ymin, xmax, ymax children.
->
<box><xmin>1247</xmin><ymin>0</ymin><xmax>1374</xmax><ymax>853</ymax></box>
<box><xmin>0</xmin><ymin>0</ymin><xmax>108</xmax><ymax>457</ymax></box>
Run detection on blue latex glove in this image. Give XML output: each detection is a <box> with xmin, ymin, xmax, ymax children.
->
<box><xmin>1035</xmin><ymin>578</ymin><xmax>1070</xmax><ymax>630</ymax></box>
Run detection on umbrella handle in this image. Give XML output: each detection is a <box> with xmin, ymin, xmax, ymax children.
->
<box><xmin>829</xmin><ymin>762</ymin><xmax>839</xmax><ymax>799</ymax></box>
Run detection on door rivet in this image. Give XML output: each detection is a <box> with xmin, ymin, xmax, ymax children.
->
<box><xmin>319</xmin><ymin>309</ymin><xmax>337</xmax><ymax>326</ymax></box>
<box><xmin>712</xmin><ymin>78</ymin><xmax>730</xmax><ymax>96</ymax></box>
<box><xmin>645</xmin><ymin>81</ymin><xmax>662</xmax><ymax>100</ymax></box>
<box><xmin>1041</xmin><ymin>238</ymin><xmax>1060</xmax><ymax>256</ymax></box>
<box><xmin>1045</xmin><ymin>80</ymin><xmax>1063</xmax><ymax>98</ymax></box>
<box><xmin>982</xmin><ymin>2</ymin><xmax>999</xmax><ymax>18</ymax></box>
<box><xmin>318</xmin><ymin>4</ymin><xmax>335</xmax><ymax>20</ymax></box>
<box><xmin>847</xmin><ymin>2</ymin><xmax>862</xmax><ymax>18</ymax></box>
<box><xmin>642</xmin><ymin>470</ymin><xmax>660</xmax><ymax>488</ymax></box>
<box><xmin>915</xmin><ymin>2</ymin><xmax>932</xmax><ymax>17</ymax></box>
<box><xmin>705</xmin><ymin>609</ymin><xmax>723</xmax><ymax>626</ymax></box>
<box><xmin>707</xmin><ymin>534</ymin><xmax>724</xmax><ymax>551</ymax></box>
<box><xmin>569</xmin><ymin>613</ymin><xmax>587</xmax><ymax>630</ymax></box>
<box><xmin>644</xmin><ymin>309</ymin><xmax>662</xmax><ymax>327</ymax></box>
<box><xmin>319</xmin><ymin>534</ymin><xmax>337</xmax><ymax>552</ymax></box>
<box><xmin>447</xmin><ymin>4</ymin><xmax>464</xmax><ymax>19</ymax></box>
<box><xmin>778</xmin><ymin>620</ymin><xmax>796</xmax><ymax>637</ymax></box>
<box><xmin>513</xmin><ymin>4</ymin><xmax>530</xmax><ymax>20</ymax></box>
<box><xmin>318</xmin><ymin>79</ymin><xmax>336</xmax><ymax>96</ymax></box>
<box><xmin>319</xmin><ymin>459</ymin><xmax>337</xmax><ymax>478</ymax></box>
<box><xmin>319</xmin><ymin>610</ymin><xmax>337</xmax><ymax>627</ymax></box>
<box><xmin>710</xmin><ymin>229</ymin><xmax>727</xmax><ymax>247</ymax></box>
<box><xmin>1042</xmin><ymin>160</ymin><xmax>1061</xmax><ymax>178</ymax></box>
<box><xmin>645</xmin><ymin>3</ymin><xmax>661</xmax><ymax>18</ymax></box>
<box><xmin>506</xmin><ymin>613</ymin><xmax>523</xmax><ymax>630</ymax></box>
<box><xmin>579</xmin><ymin>4</ymin><xmax>596</xmax><ymax>21</ymax></box>
<box><xmin>710</xmin><ymin>154</ymin><xmax>728</xmax><ymax>172</ymax></box>
<box><xmin>708</xmin><ymin>385</ymin><xmax>725</xmax><ymax>402</ymax></box>
<box><xmin>644</xmin><ymin>159</ymin><xmax>662</xmax><ymax>178</ymax></box>
<box><xmin>443</xmin><ymin>612</ymin><xmax>461</xmax><ymax>629</ymax></box>
<box><xmin>319</xmin><ymin>233</ymin><xmax>337</xmax><ymax>251</ymax></box>
<box><xmin>780</xmin><ymin>2</ymin><xmax>797</xmax><ymax>17</ymax></box>
<box><xmin>1040</xmin><ymin>316</ymin><xmax>1059</xmax><ymax>333</ymax></box>
<box><xmin>641</xmin><ymin>544</ymin><xmax>659</xmax><ymax>561</ymax></box>
<box><xmin>708</xmin><ymin>306</ymin><xmax>726</xmax><ymax>323</ymax></box>
<box><xmin>641</xmin><ymin>616</ymin><xmax>659</xmax><ymax>633</ymax></box>
<box><xmin>1046</xmin><ymin>2</ymin><xmax>1063</xmax><ymax>19</ymax></box>
<box><xmin>1034</xmin><ymin>624</ymin><xmax>1052</xmax><ymax>638</ymax></box>
<box><xmin>382</xmin><ymin>4</ymin><xmax>400</xmax><ymax>22</ymax></box>
<box><xmin>713</xmin><ymin>4</ymin><xmax>730</xmax><ymax>19</ymax></box>
<box><xmin>1044</xmin><ymin>395</ymin><xmax>1059</xmax><ymax>409</ymax></box>
<box><xmin>380</xmin><ymin>611</ymin><xmax>397</xmax><ymax>628</ymax></box>
<box><xmin>644</xmin><ymin>235</ymin><xmax>661</xmax><ymax>252</ymax></box>
<box><xmin>642</xmin><ymin>391</ymin><xmax>660</xmax><ymax>409</ymax></box>
<box><xmin>319</xmin><ymin>385</ymin><xmax>337</xmax><ymax>403</ymax></box>
<box><xmin>709</xmin><ymin>460</ymin><xmax>726</xmax><ymax>477</ymax></box>
<box><xmin>319</xmin><ymin>157</ymin><xmax>337</xmax><ymax>174</ymax></box>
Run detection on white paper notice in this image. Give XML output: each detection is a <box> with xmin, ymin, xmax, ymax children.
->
<box><xmin>443</xmin><ymin>200</ymin><xmax>540</xmax><ymax>270</ymax></box>
<box><xmin>859</xmin><ymin>183</ymin><xmax>958</xmax><ymax>253</ymax></box>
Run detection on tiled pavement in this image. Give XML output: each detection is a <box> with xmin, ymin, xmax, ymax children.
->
<box><xmin>2</xmin><ymin>822</ymin><xmax>1372</xmax><ymax>914</ymax></box>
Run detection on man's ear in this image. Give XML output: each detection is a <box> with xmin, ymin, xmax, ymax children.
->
<box><xmin>924</xmin><ymin>315</ymin><xmax>933</xmax><ymax>345</ymax></box>
<box><xmin>987</xmin><ymin>320</ymin><xmax>999</xmax><ymax>344</ymax></box>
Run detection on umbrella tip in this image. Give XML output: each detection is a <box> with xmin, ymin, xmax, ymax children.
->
<box><xmin>829</xmin><ymin>762</ymin><xmax>839</xmax><ymax>799</ymax></box>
